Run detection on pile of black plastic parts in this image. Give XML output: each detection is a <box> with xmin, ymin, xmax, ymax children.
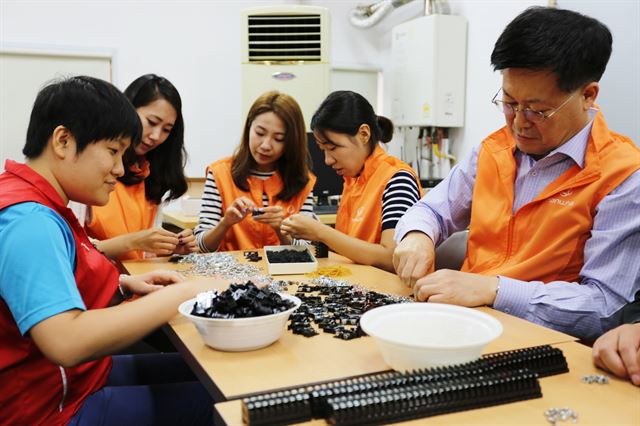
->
<box><xmin>190</xmin><ymin>281</ymin><xmax>295</xmax><ymax>319</ymax></box>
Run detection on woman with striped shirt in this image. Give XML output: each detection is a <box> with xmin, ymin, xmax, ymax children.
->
<box><xmin>194</xmin><ymin>91</ymin><xmax>315</xmax><ymax>252</ymax></box>
<box><xmin>281</xmin><ymin>91</ymin><xmax>422</xmax><ymax>272</ymax></box>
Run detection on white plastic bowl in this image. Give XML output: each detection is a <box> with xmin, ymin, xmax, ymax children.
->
<box><xmin>360</xmin><ymin>303</ymin><xmax>503</xmax><ymax>372</ymax></box>
<box><xmin>178</xmin><ymin>293</ymin><xmax>301</xmax><ymax>352</ymax></box>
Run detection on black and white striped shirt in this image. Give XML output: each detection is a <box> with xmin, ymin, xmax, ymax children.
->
<box><xmin>380</xmin><ymin>170</ymin><xmax>421</xmax><ymax>231</ymax></box>
<box><xmin>194</xmin><ymin>170</ymin><xmax>314</xmax><ymax>252</ymax></box>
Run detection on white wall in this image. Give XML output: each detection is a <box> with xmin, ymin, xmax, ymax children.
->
<box><xmin>560</xmin><ymin>0</ymin><xmax>640</xmax><ymax>145</ymax></box>
<box><xmin>1</xmin><ymin>0</ymin><xmax>637</xmax><ymax>177</ymax></box>
<box><xmin>1</xmin><ymin>0</ymin><xmax>303</xmax><ymax>176</ymax></box>
<box><xmin>0</xmin><ymin>50</ymin><xmax>113</xmax><ymax>168</ymax></box>
<box><xmin>344</xmin><ymin>0</ymin><xmax>548</xmax><ymax>161</ymax></box>
<box><xmin>329</xmin><ymin>0</ymin><xmax>639</xmax><ymax>162</ymax></box>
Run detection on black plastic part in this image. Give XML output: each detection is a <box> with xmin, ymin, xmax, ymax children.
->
<box><xmin>190</xmin><ymin>281</ymin><xmax>294</xmax><ymax>318</ymax></box>
<box><xmin>313</xmin><ymin>241</ymin><xmax>329</xmax><ymax>258</ymax></box>
<box><xmin>266</xmin><ymin>249</ymin><xmax>314</xmax><ymax>263</ymax></box>
<box><xmin>241</xmin><ymin>345</ymin><xmax>568</xmax><ymax>425</ymax></box>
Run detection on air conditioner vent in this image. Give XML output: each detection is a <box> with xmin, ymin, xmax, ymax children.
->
<box><xmin>248</xmin><ymin>15</ymin><xmax>321</xmax><ymax>26</ymax></box>
<box><xmin>240</xmin><ymin>5</ymin><xmax>330</xmax><ymax>130</ymax></box>
<box><xmin>249</xmin><ymin>34</ymin><xmax>320</xmax><ymax>42</ymax></box>
<box><xmin>247</xmin><ymin>14</ymin><xmax>323</xmax><ymax>62</ymax></box>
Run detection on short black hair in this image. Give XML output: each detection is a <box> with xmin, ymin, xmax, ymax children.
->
<box><xmin>491</xmin><ymin>7</ymin><xmax>612</xmax><ymax>92</ymax></box>
<box><xmin>311</xmin><ymin>90</ymin><xmax>393</xmax><ymax>153</ymax></box>
<box><xmin>23</xmin><ymin>76</ymin><xmax>141</xmax><ymax>159</ymax></box>
<box><xmin>119</xmin><ymin>74</ymin><xmax>187</xmax><ymax>204</ymax></box>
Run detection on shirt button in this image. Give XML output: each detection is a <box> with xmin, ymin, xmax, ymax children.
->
<box><xmin>504</xmin><ymin>308</ymin><xmax>511</xmax><ymax>313</ymax></box>
<box><xmin>531</xmin><ymin>171</ymin><xmax>537</xmax><ymax>177</ymax></box>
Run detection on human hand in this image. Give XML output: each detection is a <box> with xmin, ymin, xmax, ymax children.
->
<box><xmin>393</xmin><ymin>232</ymin><xmax>435</xmax><ymax>287</ymax></box>
<box><xmin>592</xmin><ymin>323</ymin><xmax>640</xmax><ymax>386</ymax></box>
<box><xmin>280</xmin><ymin>214</ymin><xmax>323</xmax><ymax>241</ymax></box>
<box><xmin>413</xmin><ymin>270</ymin><xmax>499</xmax><ymax>306</ymax></box>
<box><xmin>121</xmin><ymin>269</ymin><xmax>186</xmax><ymax>296</ymax></box>
<box><xmin>252</xmin><ymin>205</ymin><xmax>284</xmax><ymax>232</ymax></box>
<box><xmin>133</xmin><ymin>228</ymin><xmax>179</xmax><ymax>255</ymax></box>
<box><xmin>222</xmin><ymin>196</ymin><xmax>255</xmax><ymax>226</ymax></box>
<box><xmin>174</xmin><ymin>228</ymin><xmax>198</xmax><ymax>254</ymax></box>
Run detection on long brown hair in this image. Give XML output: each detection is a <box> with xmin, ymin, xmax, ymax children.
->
<box><xmin>120</xmin><ymin>74</ymin><xmax>187</xmax><ymax>204</ymax></box>
<box><xmin>232</xmin><ymin>91</ymin><xmax>311</xmax><ymax>201</ymax></box>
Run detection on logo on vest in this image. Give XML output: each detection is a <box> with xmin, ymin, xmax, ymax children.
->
<box><xmin>549</xmin><ymin>189</ymin><xmax>575</xmax><ymax>207</ymax></box>
<box><xmin>352</xmin><ymin>207</ymin><xmax>364</xmax><ymax>223</ymax></box>
<box><xmin>80</xmin><ymin>242</ymin><xmax>92</xmax><ymax>252</ymax></box>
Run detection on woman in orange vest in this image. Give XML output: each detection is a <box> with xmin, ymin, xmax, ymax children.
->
<box><xmin>194</xmin><ymin>91</ymin><xmax>316</xmax><ymax>252</ymax></box>
<box><xmin>281</xmin><ymin>91</ymin><xmax>423</xmax><ymax>272</ymax></box>
<box><xmin>78</xmin><ymin>74</ymin><xmax>198</xmax><ymax>260</ymax></box>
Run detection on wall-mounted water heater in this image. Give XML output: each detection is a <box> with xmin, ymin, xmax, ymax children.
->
<box><xmin>391</xmin><ymin>14</ymin><xmax>467</xmax><ymax>127</ymax></box>
<box><xmin>240</xmin><ymin>5</ymin><xmax>331</xmax><ymax>130</ymax></box>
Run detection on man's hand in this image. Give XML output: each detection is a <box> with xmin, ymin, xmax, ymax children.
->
<box><xmin>413</xmin><ymin>269</ymin><xmax>499</xmax><ymax>307</ymax></box>
<box><xmin>592</xmin><ymin>323</ymin><xmax>640</xmax><ymax>386</ymax></box>
<box><xmin>121</xmin><ymin>269</ymin><xmax>186</xmax><ymax>296</ymax></box>
<box><xmin>393</xmin><ymin>232</ymin><xmax>435</xmax><ymax>287</ymax></box>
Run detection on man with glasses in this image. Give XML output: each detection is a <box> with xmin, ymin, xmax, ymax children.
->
<box><xmin>393</xmin><ymin>6</ymin><xmax>640</xmax><ymax>347</ymax></box>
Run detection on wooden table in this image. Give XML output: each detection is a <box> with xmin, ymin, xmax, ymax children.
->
<box><xmin>213</xmin><ymin>340</ymin><xmax>640</xmax><ymax>425</ymax></box>
<box><xmin>125</xmin><ymin>251</ymin><xmax>577</xmax><ymax>404</ymax></box>
<box><xmin>162</xmin><ymin>211</ymin><xmax>337</xmax><ymax>229</ymax></box>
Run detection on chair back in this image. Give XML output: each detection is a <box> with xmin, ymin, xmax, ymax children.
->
<box><xmin>434</xmin><ymin>230</ymin><xmax>468</xmax><ymax>270</ymax></box>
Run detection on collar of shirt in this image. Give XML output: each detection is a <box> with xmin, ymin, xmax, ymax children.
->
<box><xmin>516</xmin><ymin>108</ymin><xmax>597</xmax><ymax>169</ymax></box>
<box><xmin>250</xmin><ymin>169</ymin><xmax>276</xmax><ymax>180</ymax></box>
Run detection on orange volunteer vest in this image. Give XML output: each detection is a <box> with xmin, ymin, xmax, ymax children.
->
<box><xmin>462</xmin><ymin>111</ymin><xmax>640</xmax><ymax>283</ymax></box>
<box><xmin>336</xmin><ymin>145</ymin><xmax>423</xmax><ymax>243</ymax></box>
<box><xmin>86</xmin><ymin>158</ymin><xmax>158</xmax><ymax>260</ymax></box>
<box><xmin>208</xmin><ymin>157</ymin><xmax>316</xmax><ymax>251</ymax></box>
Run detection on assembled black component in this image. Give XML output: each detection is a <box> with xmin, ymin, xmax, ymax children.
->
<box><xmin>243</xmin><ymin>251</ymin><xmax>262</xmax><ymax>262</ymax></box>
<box><xmin>288</xmin><ymin>282</ymin><xmax>405</xmax><ymax>340</ymax></box>
<box><xmin>313</xmin><ymin>241</ymin><xmax>329</xmax><ymax>258</ymax></box>
<box><xmin>242</xmin><ymin>345</ymin><xmax>569</xmax><ymax>426</ymax></box>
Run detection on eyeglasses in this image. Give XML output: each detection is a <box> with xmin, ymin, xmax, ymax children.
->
<box><xmin>491</xmin><ymin>89</ymin><xmax>576</xmax><ymax>123</ymax></box>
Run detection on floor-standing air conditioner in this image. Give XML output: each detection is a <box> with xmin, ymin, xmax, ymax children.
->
<box><xmin>241</xmin><ymin>5</ymin><xmax>330</xmax><ymax>129</ymax></box>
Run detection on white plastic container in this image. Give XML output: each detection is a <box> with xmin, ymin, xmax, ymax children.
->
<box><xmin>178</xmin><ymin>293</ymin><xmax>301</xmax><ymax>351</ymax></box>
<box><xmin>360</xmin><ymin>303</ymin><xmax>503</xmax><ymax>372</ymax></box>
<box><xmin>264</xmin><ymin>245</ymin><xmax>318</xmax><ymax>275</ymax></box>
